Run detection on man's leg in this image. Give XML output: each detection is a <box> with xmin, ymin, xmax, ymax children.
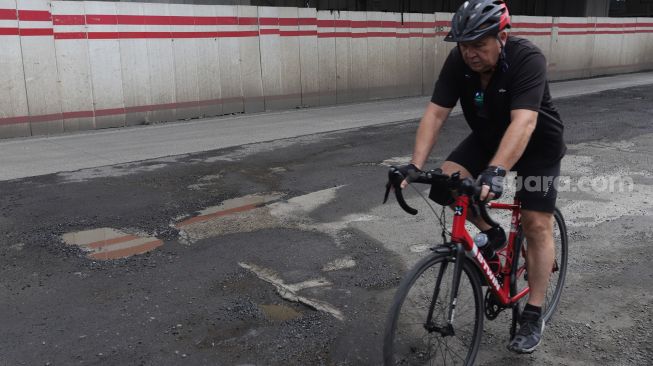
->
<box><xmin>521</xmin><ymin>209</ymin><xmax>555</xmax><ymax>306</ymax></box>
<box><xmin>508</xmin><ymin>208</ymin><xmax>555</xmax><ymax>353</ymax></box>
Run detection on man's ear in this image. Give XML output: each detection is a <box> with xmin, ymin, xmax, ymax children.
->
<box><xmin>498</xmin><ymin>30</ymin><xmax>508</xmax><ymax>45</ymax></box>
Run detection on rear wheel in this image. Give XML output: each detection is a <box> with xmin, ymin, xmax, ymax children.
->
<box><xmin>384</xmin><ymin>251</ymin><xmax>484</xmax><ymax>366</ymax></box>
<box><xmin>511</xmin><ymin>207</ymin><xmax>568</xmax><ymax>330</ymax></box>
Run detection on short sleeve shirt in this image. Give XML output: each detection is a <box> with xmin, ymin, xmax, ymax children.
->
<box><xmin>431</xmin><ymin>37</ymin><xmax>566</xmax><ymax>169</ymax></box>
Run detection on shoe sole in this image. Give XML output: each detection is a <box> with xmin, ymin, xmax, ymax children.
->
<box><xmin>507</xmin><ymin>321</ymin><xmax>545</xmax><ymax>354</ymax></box>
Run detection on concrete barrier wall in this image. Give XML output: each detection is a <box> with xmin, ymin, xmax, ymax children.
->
<box><xmin>1</xmin><ymin>1</ymin><xmax>653</xmax><ymax>138</ymax></box>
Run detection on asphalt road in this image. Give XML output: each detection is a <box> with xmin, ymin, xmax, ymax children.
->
<box><xmin>0</xmin><ymin>85</ymin><xmax>652</xmax><ymax>365</ymax></box>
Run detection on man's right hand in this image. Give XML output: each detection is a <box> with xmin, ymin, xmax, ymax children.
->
<box><xmin>395</xmin><ymin>163</ymin><xmax>422</xmax><ymax>189</ymax></box>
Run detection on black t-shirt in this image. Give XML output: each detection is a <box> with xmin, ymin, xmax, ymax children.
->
<box><xmin>431</xmin><ymin>36</ymin><xmax>566</xmax><ymax>169</ymax></box>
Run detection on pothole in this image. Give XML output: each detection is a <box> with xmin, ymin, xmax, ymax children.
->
<box><xmin>62</xmin><ymin>228</ymin><xmax>163</xmax><ymax>260</ymax></box>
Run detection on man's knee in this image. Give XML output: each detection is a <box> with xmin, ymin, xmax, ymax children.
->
<box><xmin>521</xmin><ymin>210</ymin><xmax>553</xmax><ymax>242</ymax></box>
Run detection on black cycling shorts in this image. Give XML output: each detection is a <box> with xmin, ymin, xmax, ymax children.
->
<box><xmin>439</xmin><ymin>133</ymin><xmax>561</xmax><ymax>213</ymax></box>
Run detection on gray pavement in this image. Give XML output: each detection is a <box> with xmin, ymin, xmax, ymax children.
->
<box><xmin>1</xmin><ymin>71</ymin><xmax>653</xmax><ymax>181</ymax></box>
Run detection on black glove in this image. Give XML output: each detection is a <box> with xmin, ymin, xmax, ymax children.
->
<box><xmin>477</xmin><ymin>165</ymin><xmax>507</xmax><ymax>200</ymax></box>
<box><xmin>395</xmin><ymin>163</ymin><xmax>422</xmax><ymax>181</ymax></box>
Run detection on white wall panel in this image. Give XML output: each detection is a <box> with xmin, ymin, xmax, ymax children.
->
<box><xmin>143</xmin><ymin>2</ymin><xmax>176</xmax><ymax>122</ymax></box>
<box><xmin>382</xmin><ymin>12</ymin><xmax>399</xmax><ymax>99</ymax></box>
<box><xmin>620</xmin><ymin>18</ymin><xmax>639</xmax><ymax>74</ymax></box>
<box><xmin>349</xmin><ymin>11</ymin><xmax>368</xmax><ymax>102</ymax></box>
<box><xmin>194</xmin><ymin>5</ymin><xmax>221</xmax><ymax>117</ymax></box>
<box><xmin>52</xmin><ymin>1</ymin><xmax>95</xmax><ymax>132</ymax></box>
<box><xmin>591</xmin><ymin>17</ymin><xmax>623</xmax><ymax>77</ymax></box>
<box><xmin>317</xmin><ymin>10</ymin><xmax>336</xmax><ymax>106</ymax></box>
<box><xmin>395</xmin><ymin>13</ymin><xmax>410</xmax><ymax>97</ymax></box>
<box><xmin>638</xmin><ymin>18</ymin><xmax>653</xmax><ymax>69</ymax></box>
<box><xmin>511</xmin><ymin>16</ymin><xmax>553</xmax><ymax>60</ymax></box>
<box><xmin>19</xmin><ymin>0</ymin><xmax>63</xmax><ymax>136</ymax></box>
<box><xmin>298</xmin><ymin>7</ymin><xmax>319</xmax><ymax>107</ymax></box>
<box><xmin>170</xmin><ymin>4</ymin><xmax>200</xmax><ymax>120</ymax></box>
<box><xmin>258</xmin><ymin>6</ymin><xmax>283</xmax><ymax>110</ymax></box>
<box><xmin>366</xmin><ymin>11</ymin><xmax>384</xmax><ymax>100</ymax></box>
<box><xmin>116</xmin><ymin>1</ymin><xmax>150</xmax><ymax>126</ymax></box>
<box><xmin>550</xmin><ymin>17</ymin><xmax>595</xmax><ymax>80</ymax></box>
<box><xmin>434</xmin><ymin>13</ymin><xmax>454</xmax><ymax>75</ymax></box>
<box><xmin>238</xmin><ymin>5</ymin><xmax>263</xmax><ymax>113</ymax></box>
<box><xmin>407</xmin><ymin>13</ymin><xmax>423</xmax><ymax>97</ymax></box>
<box><xmin>216</xmin><ymin>5</ymin><xmax>243</xmax><ymax>114</ymax></box>
<box><xmin>335</xmin><ymin>11</ymin><xmax>352</xmax><ymax>104</ymax></box>
<box><xmin>86</xmin><ymin>1</ymin><xmax>125</xmax><ymax>129</ymax></box>
<box><xmin>278</xmin><ymin>7</ymin><xmax>301</xmax><ymax>109</ymax></box>
<box><xmin>0</xmin><ymin>0</ymin><xmax>30</xmax><ymax>138</ymax></box>
<box><xmin>421</xmin><ymin>13</ymin><xmax>436</xmax><ymax>96</ymax></box>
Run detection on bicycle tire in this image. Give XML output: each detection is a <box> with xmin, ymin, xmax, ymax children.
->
<box><xmin>512</xmin><ymin>207</ymin><xmax>569</xmax><ymax>323</ymax></box>
<box><xmin>384</xmin><ymin>251</ymin><xmax>484</xmax><ymax>366</ymax></box>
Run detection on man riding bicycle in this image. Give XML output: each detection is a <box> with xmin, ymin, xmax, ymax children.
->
<box><xmin>397</xmin><ymin>0</ymin><xmax>566</xmax><ymax>354</ymax></box>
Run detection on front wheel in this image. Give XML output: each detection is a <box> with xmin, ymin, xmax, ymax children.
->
<box><xmin>384</xmin><ymin>251</ymin><xmax>484</xmax><ymax>366</ymax></box>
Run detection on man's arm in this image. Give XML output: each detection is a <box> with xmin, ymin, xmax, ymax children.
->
<box><xmin>489</xmin><ymin>109</ymin><xmax>538</xmax><ymax>170</ymax></box>
<box><xmin>479</xmin><ymin>108</ymin><xmax>538</xmax><ymax>201</ymax></box>
<box><xmin>410</xmin><ymin>102</ymin><xmax>453</xmax><ymax>169</ymax></box>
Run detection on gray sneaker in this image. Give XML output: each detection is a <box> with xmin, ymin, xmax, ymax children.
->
<box><xmin>507</xmin><ymin>310</ymin><xmax>545</xmax><ymax>354</ymax></box>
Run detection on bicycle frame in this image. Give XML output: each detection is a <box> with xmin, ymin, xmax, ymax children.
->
<box><xmin>449</xmin><ymin>195</ymin><xmax>528</xmax><ymax>307</ymax></box>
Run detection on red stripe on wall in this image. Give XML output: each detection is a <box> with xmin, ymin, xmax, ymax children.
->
<box><xmin>558</xmin><ymin>23</ymin><xmax>595</xmax><ymax>28</ymax></box>
<box><xmin>317</xmin><ymin>20</ymin><xmax>335</xmax><ymax>27</ymax></box>
<box><xmin>512</xmin><ymin>31</ymin><xmax>552</xmax><ymax>36</ymax></box>
<box><xmin>258</xmin><ymin>18</ymin><xmax>278</xmax><ymax>26</ymax></box>
<box><xmin>218</xmin><ymin>30</ymin><xmax>259</xmax><ymax>37</ymax></box>
<box><xmin>0</xmin><ymin>27</ymin><xmax>19</xmax><ymax>35</ymax></box>
<box><xmin>512</xmin><ymin>22</ymin><xmax>553</xmax><ymax>28</ymax></box>
<box><xmin>238</xmin><ymin>17</ymin><xmax>257</xmax><ymax>25</ymax></box>
<box><xmin>87</xmin><ymin>31</ymin><xmax>121</xmax><ymax>39</ymax></box>
<box><xmin>18</xmin><ymin>10</ymin><xmax>51</xmax><ymax>22</ymax></box>
<box><xmin>53</xmin><ymin>14</ymin><xmax>85</xmax><ymax>25</ymax></box>
<box><xmin>259</xmin><ymin>28</ymin><xmax>279</xmax><ymax>35</ymax></box>
<box><xmin>194</xmin><ymin>17</ymin><xmax>216</xmax><ymax>25</ymax></box>
<box><xmin>62</xmin><ymin>111</ymin><xmax>95</xmax><ymax>119</ymax></box>
<box><xmin>54</xmin><ymin>32</ymin><xmax>86</xmax><ymax>39</ymax></box>
<box><xmin>278</xmin><ymin>18</ymin><xmax>299</xmax><ymax>26</ymax></box>
<box><xmin>29</xmin><ymin>113</ymin><xmax>63</xmax><ymax>123</ymax></box>
<box><xmin>86</xmin><ymin>14</ymin><xmax>117</xmax><ymax>25</ymax></box>
<box><xmin>0</xmin><ymin>8</ymin><xmax>17</xmax><ymax>20</ymax></box>
<box><xmin>0</xmin><ymin>116</ymin><xmax>30</xmax><ymax>125</ymax></box>
<box><xmin>280</xmin><ymin>30</ymin><xmax>317</xmax><ymax>36</ymax></box>
<box><xmin>168</xmin><ymin>16</ymin><xmax>196</xmax><ymax>25</ymax></box>
<box><xmin>94</xmin><ymin>108</ymin><xmax>126</xmax><ymax>117</ymax></box>
<box><xmin>171</xmin><ymin>31</ymin><xmax>216</xmax><ymax>38</ymax></box>
<box><xmin>298</xmin><ymin>18</ymin><xmax>316</xmax><ymax>26</ymax></box>
<box><xmin>19</xmin><ymin>28</ymin><xmax>54</xmax><ymax>36</ymax></box>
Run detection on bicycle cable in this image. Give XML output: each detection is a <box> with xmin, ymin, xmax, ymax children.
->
<box><xmin>407</xmin><ymin>184</ymin><xmax>452</xmax><ymax>243</ymax></box>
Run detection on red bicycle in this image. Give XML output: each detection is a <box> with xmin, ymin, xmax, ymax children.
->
<box><xmin>382</xmin><ymin>166</ymin><xmax>568</xmax><ymax>365</ymax></box>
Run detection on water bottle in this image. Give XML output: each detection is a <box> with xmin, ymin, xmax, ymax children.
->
<box><xmin>473</xmin><ymin>233</ymin><xmax>489</xmax><ymax>249</ymax></box>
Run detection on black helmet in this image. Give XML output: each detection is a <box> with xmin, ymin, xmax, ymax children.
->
<box><xmin>445</xmin><ymin>0</ymin><xmax>511</xmax><ymax>43</ymax></box>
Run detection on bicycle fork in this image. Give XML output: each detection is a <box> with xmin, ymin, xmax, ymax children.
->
<box><xmin>424</xmin><ymin>244</ymin><xmax>466</xmax><ymax>337</ymax></box>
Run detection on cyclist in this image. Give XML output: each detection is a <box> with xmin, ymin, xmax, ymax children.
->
<box><xmin>397</xmin><ymin>0</ymin><xmax>565</xmax><ymax>354</ymax></box>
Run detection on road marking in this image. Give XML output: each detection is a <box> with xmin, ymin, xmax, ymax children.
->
<box><xmin>175</xmin><ymin>193</ymin><xmax>283</xmax><ymax>228</ymax></box>
<box><xmin>62</xmin><ymin>228</ymin><xmax>163</xmax><ymax>260</ymax></box>
<box><xmin>239</xmin><ymin>262</ymin><xmax>344</xmax><ymax>321</ymax></box>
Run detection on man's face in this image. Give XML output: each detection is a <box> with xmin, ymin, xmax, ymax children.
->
<box><xmin>459</xmin><ymin>32</ymin><xmax>507</xmax><ymax>74</ymax></box>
